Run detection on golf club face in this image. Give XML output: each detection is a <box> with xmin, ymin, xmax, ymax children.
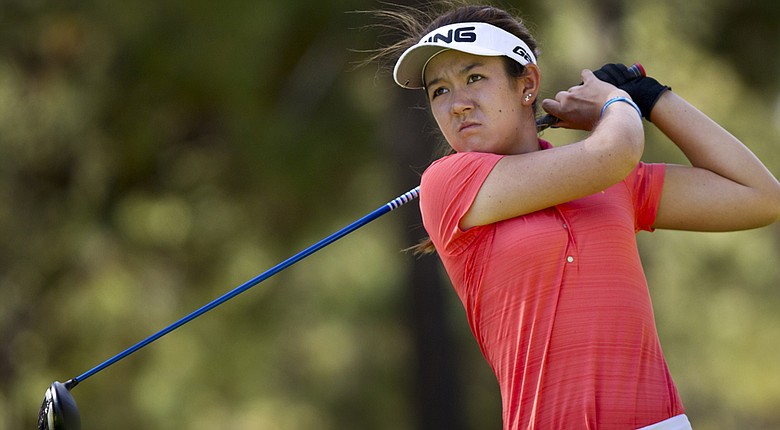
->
<box><xmin>38</xmin><ymin>381</ymin><xmax>81</xmax><ymax>430</ymax></box>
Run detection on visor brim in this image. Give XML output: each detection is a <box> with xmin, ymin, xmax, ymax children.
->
<box><xmin>393</xmin><ymin>44</ymin><xmax>506</xmax><ymax>89</ymax></box>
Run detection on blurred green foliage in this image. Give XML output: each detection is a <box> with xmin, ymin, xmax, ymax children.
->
<box><xmin>1</xmin><ymin>0</ymin><xmax>778</xmax><ymax>429</ymax></box>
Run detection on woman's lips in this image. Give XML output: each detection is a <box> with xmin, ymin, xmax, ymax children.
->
<box><xmin>458</xmin><ymin>121</ymin><xmax>480</xmax><ymax>132</ymax></box>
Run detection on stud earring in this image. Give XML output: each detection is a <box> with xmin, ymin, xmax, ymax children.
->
<box><xmin>524</xmin><ymin>93</ymin><xmax>533</xmax><ymax>102</ymax></box>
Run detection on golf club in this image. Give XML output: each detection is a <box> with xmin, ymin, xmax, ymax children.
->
<box><xmin>536</xmin><ymin>63</ymin><xmax>645</xmax><ymax>131</ymax></box>
<box><xmin>38</xmin><ymin>186</ymin><xmax>420</xmax><ymax>430</ymax></box>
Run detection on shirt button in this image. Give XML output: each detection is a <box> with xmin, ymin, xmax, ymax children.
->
<box><xmin>566</xmin><ymin>256</ymin><xmax>574</xmax><ymax>263</ymax></box>
<box><xmin>562</xmin><ymin>223</ymin><xmax>568</xmax><ymax>229</ymax></box>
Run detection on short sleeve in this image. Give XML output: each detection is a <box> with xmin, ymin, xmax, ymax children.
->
<box><xmin>420</xmin><ymin>152</ymin><xmax>503</xmax><ymax>254</ymax></box>
<box><xmin>626</xmin><ymin>162</ymin><xmax>666</xmax><ymax>232</ymax></box>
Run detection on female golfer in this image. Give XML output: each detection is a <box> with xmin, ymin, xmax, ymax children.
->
<box><xmin>374</xmin><ymin>3</ymin><xmax>780</xmax><ymax>429</ymax></box>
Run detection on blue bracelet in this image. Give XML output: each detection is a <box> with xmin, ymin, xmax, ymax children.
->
<box><xmin>600</xmin><ymin>96</ymin><xmax>642</xmax><ymax>119</ymax></box>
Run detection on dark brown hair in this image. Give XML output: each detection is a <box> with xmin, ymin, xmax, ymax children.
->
<box><xmin>365</xmin><ymin>2</ymin><xmax>540</xmax><ymax>255</ymax></box>
<box><xmin>364</xmin><ymin>1</ymin><xmax>539</xmax><ymax>79</ymax></box>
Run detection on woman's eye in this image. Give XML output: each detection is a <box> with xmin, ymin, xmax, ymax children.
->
<box><xmin>467</xmin><ymin>74</ymin><xmax>484</xmax><ymax>84</ymax></box>
<box><xmin>431</xmin><ymin>87</ymin><xmax>448</xmax><ymax>99</ymax></box>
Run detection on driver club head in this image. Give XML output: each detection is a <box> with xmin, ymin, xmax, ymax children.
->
<box><xmin>38</xmin><ymin>380</ymin><xmax>81</xmax><ymax>430</ymax></box>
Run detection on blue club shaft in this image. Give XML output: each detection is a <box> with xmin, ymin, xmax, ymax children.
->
<box><xmin>74</xmin><ymin>187</ymin><xmax>420</xmax><ymax>384</ymax></box>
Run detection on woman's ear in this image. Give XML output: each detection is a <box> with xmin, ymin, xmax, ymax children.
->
<box><xmin>520</xmin><ymin>63</ymin><xmax>541</xmax><ymax>105</ymax></box>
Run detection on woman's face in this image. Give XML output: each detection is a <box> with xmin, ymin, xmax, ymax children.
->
<box><xmin>424</xmin><ymin>50</ymin><xmax>530</xmax><ymax>155</ymax></box>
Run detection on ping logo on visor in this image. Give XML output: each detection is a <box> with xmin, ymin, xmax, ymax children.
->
<box><xmin>394</xmin><ymin>22</ymin><xmax>537</xmax><ymax>89</ymax></box>
<box><xmin>425</xmin><ymin>26</ymin><xmax>477</xmax><ymax>43</ymax></box>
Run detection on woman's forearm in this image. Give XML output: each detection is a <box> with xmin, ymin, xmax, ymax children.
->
<box><xmin>650</xmin><ymin>91</ymin><xmax>780</xmax><ymax>225</ymax></box>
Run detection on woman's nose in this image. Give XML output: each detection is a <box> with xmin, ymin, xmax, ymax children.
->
<box><xmin>450</xmin><ymin>91</ymin><xmax>474</xmax><ymax>115</ymax></box>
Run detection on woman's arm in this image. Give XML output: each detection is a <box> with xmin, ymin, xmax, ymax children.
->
<box><xmin>461</xmin><ymin>70</ymin><xmax>644</xmax><ymax>229</ymax></box>
<box><xmin>651</xmin><ymin>91</ymin><xmax>780</xmax><ymax>231</ymax></box>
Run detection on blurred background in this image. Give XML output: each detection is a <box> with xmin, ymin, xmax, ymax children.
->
<box><xmin>1</xmin><ymin>0</ymin><xmax>778</xmax><ymax>428</ymax></box>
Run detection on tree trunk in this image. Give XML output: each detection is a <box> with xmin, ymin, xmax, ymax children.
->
<box><xmin>386</xmin><ymin>84</ymin><xmax>467</xmax><ymax>430</ymax></box>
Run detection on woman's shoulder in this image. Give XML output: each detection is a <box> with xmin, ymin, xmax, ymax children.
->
<box><xmin>421</xmin><ymin>151</ymin><xmax>504</xmax><ymax>215</ymax></box>
<box><xmin>425</xmin><ymin>151</ymin><xmax>504</xmax><ymax>178</ymax></box>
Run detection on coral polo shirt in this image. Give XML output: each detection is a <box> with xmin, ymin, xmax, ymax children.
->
<box><xmin>419</xmin><ymin>142</ymin><xmax>684</xmax><ymax>429</ymax></box>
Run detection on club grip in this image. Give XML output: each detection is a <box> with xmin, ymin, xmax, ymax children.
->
<box><xmin>627</xmin><ymin>63</ymin><xmax>646</xmax><ymax>79</ymax></box>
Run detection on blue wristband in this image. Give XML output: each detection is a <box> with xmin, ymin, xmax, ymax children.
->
<box><xmin>600</xmin><ymin>96</ymin><xmax>642</xmax><ymax>119</ymax></box>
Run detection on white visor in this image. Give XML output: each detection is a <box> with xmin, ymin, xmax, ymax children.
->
<box><xmin>393</xmin><ymin>22</ymin><xmax>537</xmax><ymax>89</ymax></box>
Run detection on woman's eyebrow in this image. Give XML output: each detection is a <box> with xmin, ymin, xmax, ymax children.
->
<box><xmin>425</xmin><ymin>62</ymin><xmax>485</xmax><ymax>89</ymax></box>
